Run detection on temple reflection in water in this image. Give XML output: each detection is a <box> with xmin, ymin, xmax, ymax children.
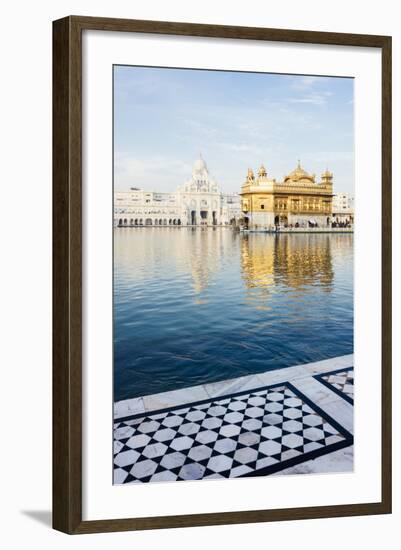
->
<box><xmin>240</xmin><ymin>233</ymin><xmax>336</xmax><ymax>301</ymax></box>
<box><xmin>114</xmin><ymin>228</ymin><xmax>353</xmax><ymax>400</ymax></box>
<box><xmin>114</xmin><ymin>227</ymin><xmax>234</xmax><ymax>297</ymax></box>
<box><xmin>114</xmin><ymin>228</ymin><xmax>352</xmax><ymax>303</ymax></box>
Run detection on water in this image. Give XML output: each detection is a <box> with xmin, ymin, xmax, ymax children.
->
<box><xmin>114</xmin><ymin>229</ymin><xmax>353</xmax><ymax>401</ymax></box>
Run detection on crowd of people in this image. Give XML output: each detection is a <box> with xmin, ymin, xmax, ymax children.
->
<box><xmin>331</xmin><ymin>220</ymin><xmax>353</xmax><ymax>228</ymax></box>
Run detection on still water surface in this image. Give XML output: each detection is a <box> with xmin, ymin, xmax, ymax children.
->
<box><xmin>114</xmin><ymin>229</ymin><xmax>353</xmax><ymax>401</ymax></box>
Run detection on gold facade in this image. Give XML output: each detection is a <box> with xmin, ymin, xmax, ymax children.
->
<box><xmin>240</xmin><ymin>162</ymin><xmax>333</xmax><ymax>228</ymax></box>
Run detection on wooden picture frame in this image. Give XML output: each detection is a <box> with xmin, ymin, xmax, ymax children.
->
<box><xmin>53</xmin><ymin>15</ymin><xmax>392</xmax><ymax>534</ymax></box>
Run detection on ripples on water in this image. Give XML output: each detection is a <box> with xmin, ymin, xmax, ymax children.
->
<box><xmin>114</xmin><ymin>228</ymin><xmax>353</xmax><ymax>401</ymax></box>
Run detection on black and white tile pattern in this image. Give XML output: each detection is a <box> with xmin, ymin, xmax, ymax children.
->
<box><xmin>114</xmin><ymin>382</ymin><xmax>353</xmax><ymax>484</ymax></box>
<box><xmin>314</xmin><ymin>367</ymin><xmax>354</xmax><ymax>404</ymax></box>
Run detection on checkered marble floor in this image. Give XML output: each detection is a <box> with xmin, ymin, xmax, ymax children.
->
<box><xmin>114</xmin><ymin>381</ymin><xmax>353</xmax><ymax>484</ymax></box>
<box><xmin>314</xmin><ymin>367</ymin><xmax>354</xmax><ymax>404</ymax></box>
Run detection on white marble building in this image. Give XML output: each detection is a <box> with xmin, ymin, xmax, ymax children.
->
<box><xmin>114</xmin><ymin>157</ymin><xmax>240</xmax><ymax>227</ymax></box>
<box><xmin>332</xmin><ymin>193</ymin><xmax>354</xmax><ymax>224</ymax></box>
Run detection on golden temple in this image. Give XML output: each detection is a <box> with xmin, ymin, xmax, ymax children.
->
<box><xmin>240</xmin><ymin>161</ymin><xmax>333</xmax><ymax>229</ymax></box>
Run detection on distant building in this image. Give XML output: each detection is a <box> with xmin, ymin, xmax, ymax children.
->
<box><xmin>114</xmin><ymin>156</ymin><xmax>240</xmax><ymax>227</ymax></box>
<box><xmin>332</xmin><ymin>193</ymin><xmax>354</xmax><ymax>225</ymax></box>
<box><xmin>222</xmin><ymin>193</ymin><xmax>242</xmax><ymax>224</ymax></box>
<box><xmin>240</xmin><ymin>161</ymin><xmax>333</xmax><ymax>229</ymax></box>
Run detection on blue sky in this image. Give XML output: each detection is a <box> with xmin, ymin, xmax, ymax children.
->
<box><xmin>114</xmin><ymin>66</ymin><xmax>354</xmax><ymax>194</ymax></box>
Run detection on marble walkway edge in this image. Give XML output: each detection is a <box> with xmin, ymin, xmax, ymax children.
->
<box><xmin>114</xmin><ymin>356</ymin><xmax>354</xmax><ymax>483</ymax></box>
<box><xmin>114</xmin><ymin>354</ymin><xmax>354</xmax><ymax>420</ymax></box>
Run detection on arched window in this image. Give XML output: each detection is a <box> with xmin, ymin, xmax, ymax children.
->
<box><xmin>139</xmin><ymin>219</ymin><xmax>143</xmax><ymax>225</ymax></box>
<box><xmin>118</xmin><ymin>219</ymin><xmax>122</xmax><ymax>226</ymax></box>
<box><xmin>130</xmin><ymin>218</ymin><xmax>134</xmax><ymax>226</ymax></box>
<box><xmin>169</xmin><ymin>219</ymin><xmax>172</xmax><ymax>225</ymax></box>
<box><xmin>135</xmin><ymin>219</ymin><xmax>138</xmax><ymax>225</ymax></box>
<box><xmin>154</xmin><ymin>219</ymin><xmax>158</xmax><ymax>225</ymax></box>
<box><xmin>177</xmin><ymin>219</ymin><xmax>181</xmax><ymax>226</ymax></box>
<box><xmin>163</xmin><ymin>219</ymin><xmax>167</xmax><ymax>225</ymax></box>
<box><xmin>123</xmin><ymin>219</ymin><xmax>127</xmax><ymax>225</ymax></box>
<box><xmin>173</xmin><ymin>219</ymin><xmax>176</xmax><ymax>225</ymax></box>
<box><xmin>145</xmin><ymin>218</ymin><xmax>152</xmax><ymax>226</ymax></box>
<box><xmin>159</xmin><ymin>219</ymin><xmax>162</xmax><ymax>225</ymax></box>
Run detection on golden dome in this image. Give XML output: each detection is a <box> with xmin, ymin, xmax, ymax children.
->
<box><xmin>284</xmin><ymin>160</ymin><xmax>315</xmax><ymax>183</ymax></box>
<box><xmin>247</xmin><ymin>168</ymin><xmax>255</xmax><ymax>181</ymax></box>
<box><xmin>322</xmin><ymin>168</ymin><xmax>333</xmax><ymax>179</ymax></box>
<box><xmin>258</xmin><ymin>164</ymin><xmax>267</xmax><ymax>178</ymax></box>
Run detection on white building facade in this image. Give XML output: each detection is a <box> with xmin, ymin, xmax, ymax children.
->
<box><xmin>114</xmin><ymin>157</ymin><xmax>240</xmax><ymax>227</ymax></box>
<box><xmin>332</xmin><ymin>193</ymin><xmax>354</xmax><ymax>224</ymax></box>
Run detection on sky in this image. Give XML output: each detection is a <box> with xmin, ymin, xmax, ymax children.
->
<box><xmin>114</xmin><ymin>65</ymin><xmax>354</xmax><ymax>195</ymax></box>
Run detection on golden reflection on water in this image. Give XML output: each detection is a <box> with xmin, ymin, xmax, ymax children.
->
<box><xmin>241</xmin><ymin>234</ymin><xmax>334</xmax><ymax>289</ymax></box>
<box><xmin>114</xmin><ymin>228</ymin><xmax>353</xmax><ymax>306</ymax></box>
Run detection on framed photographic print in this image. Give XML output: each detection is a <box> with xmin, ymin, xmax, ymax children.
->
<box><xmin>53</xmin><ymin>16</ymin><xmax>392</xmax><ymax>534</ymax></box>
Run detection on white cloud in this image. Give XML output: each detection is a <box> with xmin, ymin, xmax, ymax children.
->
<box><xmin>114</xmin><ymin>153</ymin><xmax>192</xmax><ymax>191</ymax></box>
<box><xmin>298</xmin><ymin>76</ymin><xmax>318</xmax><ymax>87</ymax></box>
<box><xmin>287</xmin><ymin>92</ymin><xmax>330</xmax><ymax>106</ymax></box>
<box><xmin>287</xmin><ymin>75</ymin><xmax>322</xmax><ymax>90</ymax></box>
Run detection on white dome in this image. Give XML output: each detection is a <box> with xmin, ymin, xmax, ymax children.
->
<box><xmin>177</xmin><ymin>156</ymin><xmax>220</xmax><ymax>196</ymax></box>
<box><xmin>193</xmin><ymin>157</ymin><xmax>208</xmax><ymax>174</ymax></box>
